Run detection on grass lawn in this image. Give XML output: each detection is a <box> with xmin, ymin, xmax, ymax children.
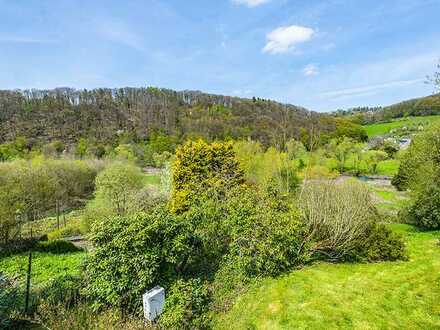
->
<box><xmin>144</xmin><ymin>173</ymin><xmax>161</xmax><ymax>186</ymax></box>
<box><xmin>214</xmin><ymin>224</ymin><xmax>440</xmax><ymax>330</ymax></box>
<box><xmin>0</xmin><ymin>251</ymin><xmax>86</xmax><ymax>287</ymax></box>
<box><xmin>376</xmin><ymin>159</ymin><xmax>400</xmax><ymax>177</ymax></box>
<box><xmin>367</xmin><ymin>183</ymin><xmax>410</xmax><ymax>216</ymax></box>
<box><xmin>363</xmin><ymin>115</ymin><xmax>440</xmax><ymax>137</ymax></box>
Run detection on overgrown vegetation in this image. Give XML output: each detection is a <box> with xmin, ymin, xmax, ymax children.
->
<box><xmin>0</xmin><ymin>158</ymin><xmax>101</xmax><ymax>243</ymax></box>
<box><xmin>392</xmin><ymin>122</ymin><xmax>440</xmax><ymax>230</ymax></box>
<box><xmin>1</xmin><ymin>82</ymin><xmax>438</xmax><ymax>329</ymax></box>
<box><xmin>77</xmin><ymin>140</ymin><xmax>406</xmax><ymax>329</ymax></box>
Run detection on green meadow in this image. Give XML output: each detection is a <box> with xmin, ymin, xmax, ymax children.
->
<box><xmin>214</xmin><ymin>224</ymin><xmax>440</xmax><ymax>330</ymax></box>
<box><xmin>364</xmin><ymin>115</ymin><xmax>440</xmax><ymax>137</ymax></box>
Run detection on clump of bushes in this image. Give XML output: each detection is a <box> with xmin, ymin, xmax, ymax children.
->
<box><xmin>393</xmin><ymin>123</ymin><xmax>440</xmax><ymax>230</ymax></box>
<box><xmin>299</xmin><ymin>181</ymin><xmax>406</xmax><ymax>262</ymax></box>
<box><xmin>0</xmin><ymin>158</ymin><xmax>100</xmax><ymax>244</ymax></box>
<box><xmin>84</xmin><ymin>206</ymin><xmax>195</xmax><ymax>312</ymax></box>
<box><xmin>81</xmin><ymin>140</ymin><xmax>406</xmax><ymax>328</ymax></box>
<box><xmin>160</xmin><ymin>279</ymin><xmax>210</xmax><ymax>329</ymax></box>
<box><xmin>171</xmin><ymin>140</ymin><xmax>244</xmax><ymax>213</ymax></box>
<box><xmin>350</xmin><ymin>224</ymin><xmax>407</xmax><ymax>262</ymax></box>
<box><xmin>84</xmin><ymin>184</ymin><xmax>308</xmax><ymax>327</ymax></box>
<box><xmin>392</xmin><ymin>123</ymin><xmax>440</xmax><ymax>192</ymax></box>
<box><xmin>406</xmin><ymin>182</ymin><xmax>440</xmax><ymax>230</ymax></box>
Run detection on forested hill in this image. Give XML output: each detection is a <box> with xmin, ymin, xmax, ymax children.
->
<box><xmin>0</xmin><ymin>87</ymin><xmax>360</xmax><ymax>148</ymax></box>
<box><xmin>335</xmin><ymin>93</ymin><xmax>440</xmax><ymax>125</ymax></box>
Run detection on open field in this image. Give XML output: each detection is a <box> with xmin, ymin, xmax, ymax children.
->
<box><xmin>143</xmin><ymin>173</ymin><xmax>161</xmax><ymax>186</ymax></box>
<box><xmin>214</xmin><ymin>224</ymin><xmax>440</xmax><ymax>330</ymax></box>
<box><xmin>367</xmin><ymin>181</ymin><xmax>410</xmax><ymax>216</ymax></box>
<box><xmin>376</xmin><ymin>159</ymin><xmax>400</xmax><ymax>177</ymax></box>
<box><xmin>363</xmin><ymin>115</ymin><xmax>440</xmax><ymax>137</ymax></box>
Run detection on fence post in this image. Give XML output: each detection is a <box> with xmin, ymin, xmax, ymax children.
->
<box><xmin>25</xmin><ymin>251</ymin><xmax>32</xmax><ymax>314</ymax></box>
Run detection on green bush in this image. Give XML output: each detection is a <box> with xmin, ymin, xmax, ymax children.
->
<box><xmin>84</xmin><ymin>205</ymin><xmax>195</xmax><ymax>312</ymax></box>
<box><xmin>407</xmin><ymin>183</ymin><xmax>440</xmax><ymax>230</ymax></box>
<box><xmin>38</xmin><ymin>275</ymin><xmax>82</xmax><ymax>308</ymax></box>
<box><xmin>159</xmin><ymin>279</ymin><xmax>210</xmax><ymax>330</ymax></box>
<box><xmin>171</xmin><ymin>140</ymin><xmax>244</xmax><ymax>214</ymax></box>
<box><xmin>224</xmin><ymin>189</ymin><xmax>308</xmax><ymax>277</ymax></box>
<box><xmin>35</xmin><ymin>240</ymin><xmax>83</xmax><ymax>254</ymax></box>
<box><xmin>84</xmin><ymin>184</ymin><xmax>310</xmax><ymax>325</ymax></box>
<box><xmin>349</xmin><ymin>224</ymin><xmax>407</xmax><ymax>262</ymax></box>
<box><xmin>393</xmin><ymin>123</ymin><xmax>440</xmax><ymax>191</ymax></box>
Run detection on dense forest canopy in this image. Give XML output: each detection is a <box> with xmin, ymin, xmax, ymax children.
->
<box><xmin>0</xmin><ymin>87</ymin><xmax>364</xmax><ymax>151</ymax></box>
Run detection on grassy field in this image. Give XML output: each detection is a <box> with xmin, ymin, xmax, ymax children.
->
<box><xmin>144</xmin><ymin>173</ymin><xmax>161</xmax><ymax>186</ymax></box>
<box><xmin>376</xmin><ymin>159</ymin><xmax>400</xmax><ymax>177</ymax></box>
<box><xmin>0</xmin><ymin>251</ymin><xmax>85</xmax><ymax>286</ymax></box>
<box><xmin>214</xmin><ymin>224</ymin><xmax>440</xmax><ymax>330</ymax></box>
<box><xmin>367</xmin><ymin>182</ymin><xmax>410</xmax><ymax>216</ymax></box>
<box><xmin>364</xmin><ymin>115</ymin><xmax>440</xmax><ymax>137</ymax></box>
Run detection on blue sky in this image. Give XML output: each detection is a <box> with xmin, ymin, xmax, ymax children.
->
<box><xmin>1</xmin><ymin>0</ymin><xmax>439</xmax><ymax>112</ymax></box>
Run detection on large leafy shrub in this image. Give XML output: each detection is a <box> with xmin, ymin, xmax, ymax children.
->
<box><xmin>159</xmin><ymin>279</ymin><xmax>210</xmax><ymax>330</ymax></box>
<box><xmin>407</xmin><ymin>182</ymin><xmax>440</xmax><ymax>230</ymax></box>
<box><xmin>171</xmin><ymin>140</ymin><xmax>244</xmax><ymax>213</ymax></box>
<box><xmin>222</xmin><ymin>188</ymin><xmax>308</xmax><ymax>277</ymax></box>
<box><xmin>180</xmin><ymin>185</ymin><xmax>309</xmax><ymax>279</ymax></box>
<box><xmin>85</xmin><ymin>184</ymin><xmax>309</xmax><ymax>325</ymax></box>
<box><xmin>349</xmin><ymin>224</ymin><xmax>407</xmax><ymax>262</ymax></box>
<box><xmin>393</xmin><ymin>123</ymin><xmax>440</xmax><ymax>191</ymax></box>
<box><xmin>84</xmin><ymin>205</ymin><xmax>195</xmax><ymax>312</ymax></box>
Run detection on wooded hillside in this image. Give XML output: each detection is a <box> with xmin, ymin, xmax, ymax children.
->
<box><xmin>0</xmin><ymin>87</ymin><xmax>353</xmax><ymax>149</ymax></box>
<box><xmin>335</xmin><ymin>94</ymin><xmax>440</xmax><ymax>125</ymax></box>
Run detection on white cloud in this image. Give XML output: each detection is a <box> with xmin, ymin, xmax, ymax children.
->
<box><xmin>303</xmin><ymin>64</ymin><xmax>319</xmax><ymax>76</ymax></box>
<box><xmin>232</xmin><ymin>0</ymin><xmax>271</xmax><ymax>7</ymax></box>
<box><xmin>263</xmin><ymin>25</ymin><xmax>314</xmax><ymax>54</ymax></box>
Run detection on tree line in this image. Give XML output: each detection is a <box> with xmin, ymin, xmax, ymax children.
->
<box><xmin>0</xmin><ymin>87</ymin><xmax>365</xmax><ymax>151</ymax></box>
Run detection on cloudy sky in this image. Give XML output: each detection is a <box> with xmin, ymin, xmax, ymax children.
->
<box><xmin>1</xmin><ymin>0</ymin><xmax>439</xmax><ymax>111</ymax></box>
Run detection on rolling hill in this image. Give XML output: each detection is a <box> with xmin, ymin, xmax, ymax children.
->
<box><xmin>0</xmin><ymin>88</ymin><xmax>359</xmax><ymax>149</ymax></box>
<box><xmin>364</xmin><ymin>115</ymin><xmax>440</xmax><ymax>137</ymax></box>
